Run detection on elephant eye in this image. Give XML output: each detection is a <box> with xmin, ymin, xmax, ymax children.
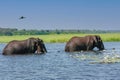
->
<box><xmin>40</xmin><ymin>39</ymin><xmax>43</xmax><ymax>42</ymax></box>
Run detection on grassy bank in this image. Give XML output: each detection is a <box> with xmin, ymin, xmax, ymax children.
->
<box><xmin>0</xmin><ymin>33</ymin><xmax>120</xmax><ymax>43</ymax></box>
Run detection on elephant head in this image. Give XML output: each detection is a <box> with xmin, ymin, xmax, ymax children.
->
<box><xmin>35</xmin><ymin>38</ymin><xmax>47</xmax><ymax>54</ymax></box>
<box><xmin>29</xmin><ymin>38</ymin><xmax>47</xmax><ymax>54</ymax></box>
<box><xmin>93</xmin><ymin>35</ymin><xmax>105</xmax><ymax>50</ymax></box>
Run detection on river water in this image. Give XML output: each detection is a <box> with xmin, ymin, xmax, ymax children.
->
<box><xmin>0</xmin><ymin>42</ymin><xmax>120</xmax><ymax>80</ymax></box>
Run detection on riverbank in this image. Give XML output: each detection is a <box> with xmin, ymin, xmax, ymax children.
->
<box><xmin>0</xmin><ymin>33</ymin><xmax>120</xmax><ymax>43</ymax></box>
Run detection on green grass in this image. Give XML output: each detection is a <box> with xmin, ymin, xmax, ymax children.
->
<box><xmin>0</xmin><ymin>33</ymin><xmax>120</xmax><ymax>43</ymax></box>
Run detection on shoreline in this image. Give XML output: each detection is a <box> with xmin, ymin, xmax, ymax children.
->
<box><xmin>0</xmin><ymin>33</ymin><xmax>120</xmax><ymax>43</ymax></box>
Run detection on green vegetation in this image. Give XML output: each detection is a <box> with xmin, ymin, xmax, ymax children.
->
<box><xmin>0</xmin><ymin>27</ymin><xmax>120</xmax><ymax>43</ymax></box>
<box><xmin>0</xmin><ymin>33</ymin><xmax>120</xmax><ymax>43</ymax></box>
<box><xmin>0</xmin><ymin>27</ymin><xmax>120</xmax><ymax>36</ymax></box>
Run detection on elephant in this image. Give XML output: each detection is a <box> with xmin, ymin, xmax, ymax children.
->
<box><xmin>2</xmin><ymin>37</ymin><xmax>47</xmax><ymax>55</ymax></box>
<box><xmin>65</xmin><ymin>35</ymin><xmax>104</xmax><ymax>52</ymax></box>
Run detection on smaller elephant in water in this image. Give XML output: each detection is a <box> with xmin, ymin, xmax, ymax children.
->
<box><xmin>65</xmin><ymin>35</ymin><xmax>104</xmax><ymax>52</ymax></box>
<box><xmin>2</xmin><ymin>37</ymin><xmax>47</xmax><ymax>55</ymax></box>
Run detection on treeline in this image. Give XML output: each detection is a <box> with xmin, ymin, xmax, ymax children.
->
<box><xmin>0</xmin><ymin>27</ymin><xmax>119</xmax><ymax>36</ymax></box>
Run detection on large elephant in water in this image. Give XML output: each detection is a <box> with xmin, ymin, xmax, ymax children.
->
<box><xmin>2</xmin><ymin>37</ymin><xmax>47</xmax><ymax>55</ymax></box>
<box><xmin>65</xmin><ymin>35</ymin><xmax>104</xmax><ymax>52</ymax></box>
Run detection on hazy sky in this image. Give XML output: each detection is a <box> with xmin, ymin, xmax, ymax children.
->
<box><xmin>0</xmin><ymin>0</ymin><xmax>120</xmax><ymax>30</ymax></box>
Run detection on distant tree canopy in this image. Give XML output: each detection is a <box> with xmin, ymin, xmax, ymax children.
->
<box><xmin>0</xmin><ymin>27</ymin><xmax>119</xmax><ymax>36</ymax></box>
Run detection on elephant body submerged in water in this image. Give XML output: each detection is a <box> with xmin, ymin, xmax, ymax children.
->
<box><xmin>65</xmin><ymin>35</ymin><xmax>104</xmax><ymax>52</ymax></box>
<box><xmin>2</xmin><ymin>37</ymin><xmax>47</xmax><ymax>55</ymax></box>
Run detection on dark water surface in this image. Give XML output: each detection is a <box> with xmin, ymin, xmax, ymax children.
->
<box><xmin>0</xmin><ymin>42</ymin><xmax>120</xmax><ymax>80</ymax></box>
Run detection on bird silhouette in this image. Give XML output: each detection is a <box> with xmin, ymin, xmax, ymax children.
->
<box><xmin>19</xmin><ymin>16</ymin><xmax>26</xmax><ymax>19</ymax></box>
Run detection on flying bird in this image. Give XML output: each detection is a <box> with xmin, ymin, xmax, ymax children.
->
<box><xmin>19</xmin><ymin>16</ymin><xmax>26</xmax><ymax>19</ymax></box>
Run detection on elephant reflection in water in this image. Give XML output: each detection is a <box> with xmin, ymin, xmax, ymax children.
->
<box><xmin>2</xmin><ymin>37</ymin><xmax>47</xmax><ymax>55</ymax></box>
<box><xmin>65</xmin><ymin>35</ymin><xmax>105</xmax><ymax>52</ymax></box>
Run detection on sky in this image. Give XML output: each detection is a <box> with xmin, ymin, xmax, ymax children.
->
<box><xmin>0</xmin><ymin>0</ymin><xmax>120</xmax><ymax>30</ymax></box>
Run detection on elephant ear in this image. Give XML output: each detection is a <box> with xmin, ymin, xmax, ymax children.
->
<box><xmin>27</xmin><ymin>38</ymin><xmax>32</xmax><ymax>48</ymax></box>
<box><xmin>93</xmin><ymin>35</ymin><xmax>98</xmax><ymax>43</ymax></box>
<box><xmin>88</xmin><ymin>36</ymin><xmax>97</xmax><ymax>44</ymax></box>
<box><xmin>26</xmin><ymin>38</ymin><xmax>33</xmax><ymax>52</ymax></box>
<box><xmin>29</xmin><ymin>38</ymin><xmax>37</xmax><ymax>51</ymax></box>
<box><xmin>94</xmin><ymin>35</ymin><xmax>102</xmax><ymax>45</ymax></box>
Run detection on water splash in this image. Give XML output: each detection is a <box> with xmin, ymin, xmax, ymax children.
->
<box><xmin>70</xmin><ymin>50</ymin><xmax>120</xmax><ymax>64</ymax></box>
<box><xmin>93</xmin><ymin>54</ymin><xmax>120</xmax><ymax>64</ymax></box>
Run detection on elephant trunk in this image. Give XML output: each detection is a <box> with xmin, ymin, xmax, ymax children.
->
<box><xmin>42</xmin><ymin>44</ymin><xmax>47</xmax><ymax>53</ymax></box>
<box><xmin>36</xmin><ymin>44</ymin><xmax>47</xmax><ymax>54</ymax></box>
<box><xmin>99</xmin><ymin>42</ymin><xmax>105</xmax><ymax>50</ymax></box>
